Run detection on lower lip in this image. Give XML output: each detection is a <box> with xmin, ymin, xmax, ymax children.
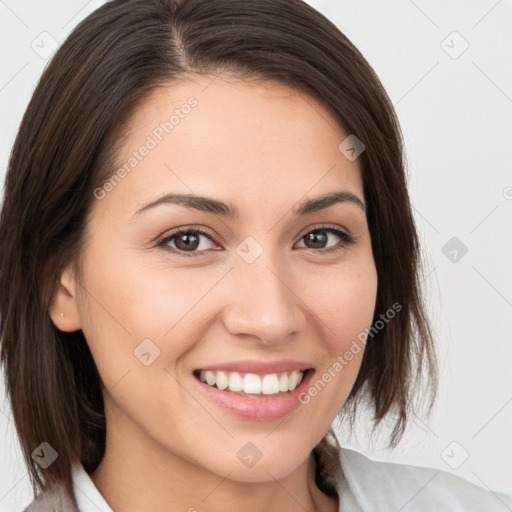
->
<box><xmin>194</xmin><ymin>370</ymin><xmax>314</xmax><ymax>421</ymax></box>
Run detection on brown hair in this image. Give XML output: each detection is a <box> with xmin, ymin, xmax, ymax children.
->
<box><xmin>0</xmin><ymin>0</ymin><xmax>437</xmax><ymax>506</ymax></box>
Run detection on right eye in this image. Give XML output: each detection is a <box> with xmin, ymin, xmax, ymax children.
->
<box><xmin>157</xmin><ymin>227</ymin><xmax>222</xmax><ymax>258</ymax></box>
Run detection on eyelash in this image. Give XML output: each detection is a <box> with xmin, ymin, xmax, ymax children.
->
<box><xmin>156</xmin><ymin>224</ymin><xmax>356</xmax><ymax>258</ymax></box>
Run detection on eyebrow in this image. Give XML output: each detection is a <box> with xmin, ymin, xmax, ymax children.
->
<box><xmin>132</xmin><ymin>189</ymin><xmax>366</xmax><ymax>219</ymax></box>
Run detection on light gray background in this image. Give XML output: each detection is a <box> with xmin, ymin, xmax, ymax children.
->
<box><xmin>1</xmin><ymin>0</ymin><xmax>511</xmax><ymax>509</ymax></box>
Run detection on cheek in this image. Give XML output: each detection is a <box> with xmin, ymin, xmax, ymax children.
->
<box><xmin>306</xmin><ymin>259</ymin><xmax>378</xmax><ymax>348</ymax></box>
<box><xmin>299</xmin><ymin>259</ymin><xmax>377</xmax><ymax>405</ymax></box>
<box><xmin>76</xmin><ymin>246</ymin><xmax>233</xmax><ymax>394</ymax></box>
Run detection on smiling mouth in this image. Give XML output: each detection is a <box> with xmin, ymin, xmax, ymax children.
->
<box><xmin>193</xmin><ymin>369</ymin><xmax>313</xmax><ymax>396</ymax></box>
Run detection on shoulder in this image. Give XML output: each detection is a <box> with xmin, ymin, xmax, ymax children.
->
<box><xmin>337</xmin><ymin>446</ymin><xmax>512</xmax><ymax>511</ymax></box>
<box><xmin>20</xmin><ymin>482</ymin><xmax>79</xmax><ymax>512</ymax></box>
<box><xmin>21</xmin><ymin>462</ymin><xmax>111</xmax><ymax>512</ymax></box>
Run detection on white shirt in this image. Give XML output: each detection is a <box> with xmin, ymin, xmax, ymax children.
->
<box><xmin>24</xmin><ymin>447</ymin><xmax>512</xmax><ymax>511</ymax></box>
<box><xmin>335</xmin><ymin>448</ymin><xmax>512</xmax><ymax>511</ymax></box>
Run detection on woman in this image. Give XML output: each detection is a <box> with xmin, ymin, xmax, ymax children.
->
<box><xmin>1</xmin><ymin>0</ymin><xmax>510</xmax><ymax>510</ymax></box>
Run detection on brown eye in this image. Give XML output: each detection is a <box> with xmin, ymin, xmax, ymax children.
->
<box><xmin>296</xmin><ymin>227</ymin><xmax>355</xmax><ymax>253</ymax></box>
<box><xmin>157</xmin><ymin>225</ymin><xmax>355</xmax><ymax>258</ymax></box>
<box><xmin>172</xmin><ymin>232</ymin><xmax>201</xmax><ymax>251</ymax></box>
<box><xmin>157</xmin><ymin>228</ymin><xmax>219</xmax><ymax>257</ymax></box>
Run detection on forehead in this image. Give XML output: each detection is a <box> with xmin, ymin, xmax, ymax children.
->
<box><xmin>93</xmin><ymin>73</ymin><xmax>364</xmax><ymax>219</ymax></box>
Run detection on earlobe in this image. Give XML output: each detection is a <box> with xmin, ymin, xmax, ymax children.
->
<box><xmin>48</xmin><ymin>267</ymin><xmax>82</xmax><ymax>332</ymax></box>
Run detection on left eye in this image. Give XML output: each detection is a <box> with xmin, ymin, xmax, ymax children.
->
<box><xmin>296</xmin><ymin>227</ymin><xmax>354</xmax><ymax>252</ymax></box>
<box><xmin>157</xmin><ymin>226</ymin><xmax>355</xmax><ymax>258</ymax></box>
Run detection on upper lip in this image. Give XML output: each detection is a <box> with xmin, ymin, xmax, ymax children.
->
<box><xmin>195</xmin><ymin>359</ymin><xmax>314</xmax><ymax>374</ymax></box>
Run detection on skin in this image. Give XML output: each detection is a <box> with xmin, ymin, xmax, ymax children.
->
<box><xmin>50</xmin><ymin>73</ymin><xmax>378</xmax><ymax>512</ymax></box>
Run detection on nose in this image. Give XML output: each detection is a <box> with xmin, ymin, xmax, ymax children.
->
<box><xmin>221</xmin><ymin>251</ymin><xmax>307</xmax><ymax>346</ymax></box>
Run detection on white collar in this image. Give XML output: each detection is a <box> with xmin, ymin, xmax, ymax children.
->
<box><xmin>71</xmin><ymin>463</ymin><xmax>113</xmax><ymax>512</ymax></box>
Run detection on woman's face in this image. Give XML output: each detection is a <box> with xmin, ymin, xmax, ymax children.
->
<box><xmin>55</xmin><ymin>74</ymin><xmax>377</xmax><ymax>483</ymax></box>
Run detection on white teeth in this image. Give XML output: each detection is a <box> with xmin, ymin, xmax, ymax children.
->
<box><xmin>228</xmin><ymin>372</ymin><xmax>243</xmax><ymax>392</ymax></box>
<box><xmin>205</xmin><ymin>370</ymin><xmax>216</xmax><ymax>386</ymax></box>
<box><xmin>278</xmin><ymin>373</ymin><xmax>289</xmax><ymax>392</ymax></box>
<box><xmin>243</xmin><ymin>373</ymin><xmax>261</xmax><ymax>394</ymax></box>
<box><xmin>215</xmin><ymin>371</ymin><xmax>229</xmax><ymax>390</ymax></box>
<box><xmin>198</xmin><ymin>370</ymin><xmax>305</xmax><ymax>395</ymax></box>
<box><xmin>262</xmin><ymin>374</ymin><xmax>280</xmax><ymax>394</ymax></box>
<box><xmin>288</xmin><ymin>370</ymin><xmax>301</xmax><ymax>391</ymax></box>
